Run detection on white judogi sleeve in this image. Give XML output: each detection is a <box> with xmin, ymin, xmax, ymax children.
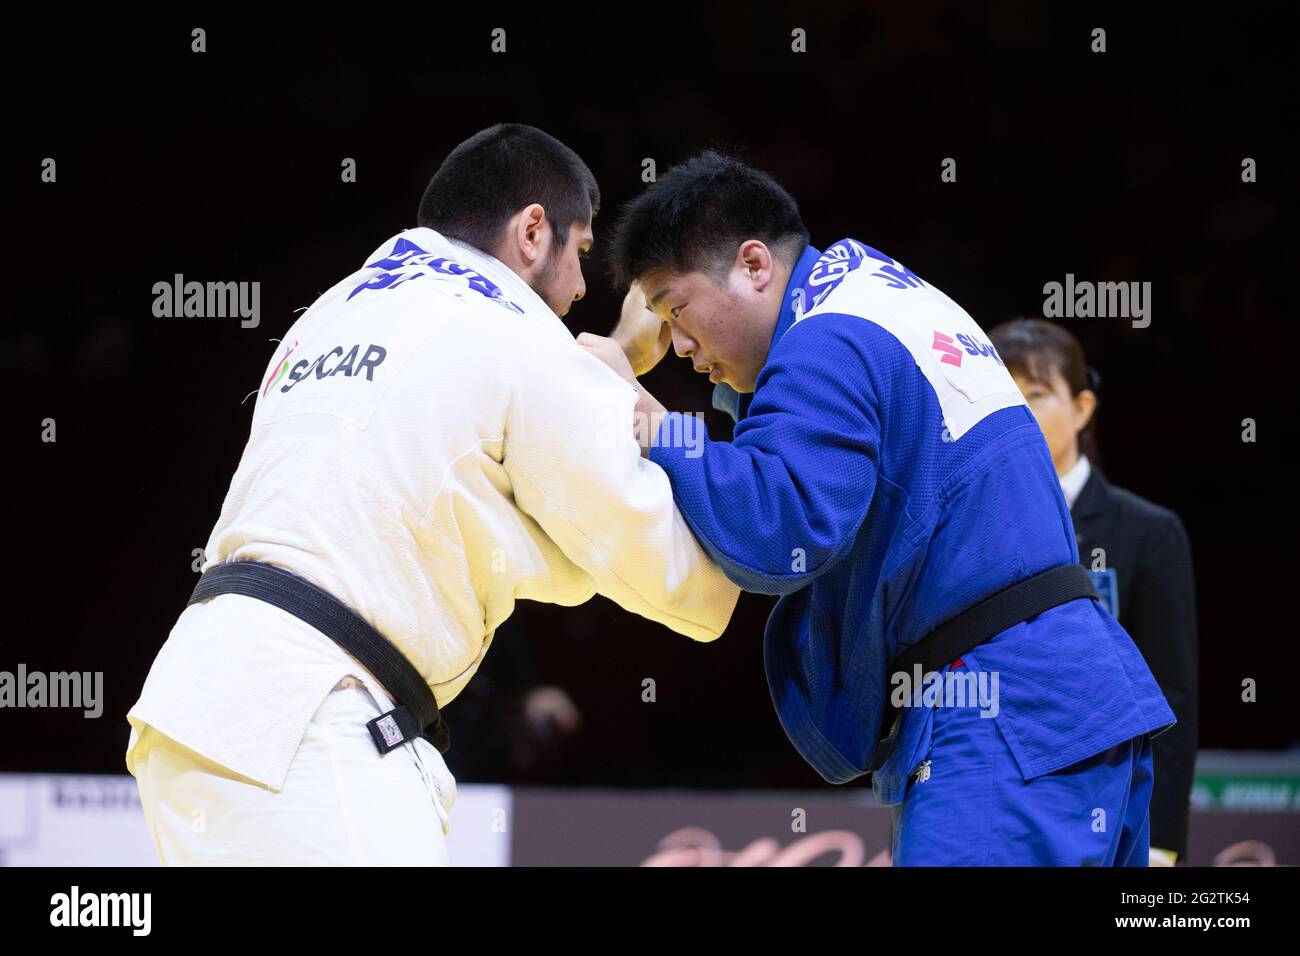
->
<box><xmin>503</xmin><ymin>330</ymin><xmax>737</xmax><ymax>642</ymax></box>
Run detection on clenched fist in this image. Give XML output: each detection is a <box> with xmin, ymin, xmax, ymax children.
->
<box><xmin>576</xmin><ymin>329</ymin><xmax>668</xmax><ymax>458</ymax></box>
<box><xmin>576</xmin><ymin>331</ymin><xmax>637</xmax><ymax>385</ymax></box>
<box><xmin>611</xmin><ymin>283</ymin><xmax>672</xmax><ymax>377</ymax></box>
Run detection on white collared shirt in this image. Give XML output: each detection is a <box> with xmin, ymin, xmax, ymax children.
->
<box><xmin>1059</xmin><ymin>453</ymin><xmax>1092</xmax><ymax>509</ymax></box>
<box><xmin>126</xmin><ymin>227</ymin><xmax>739</xmax><ymax>796</ymax></box>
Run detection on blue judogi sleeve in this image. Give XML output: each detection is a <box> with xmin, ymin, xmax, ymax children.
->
<box><xmin>649</xmin><ymin>315</ymin><xmax>880</xmax><ymax>596</ymax></box>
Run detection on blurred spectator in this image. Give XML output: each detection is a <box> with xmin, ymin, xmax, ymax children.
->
<box><xmin>443</xmin><ymin>616</ymin><xmax>581</xmax><ymax>782</ymax></box>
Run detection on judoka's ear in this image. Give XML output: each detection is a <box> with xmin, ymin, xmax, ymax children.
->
<box><xmin>736</xmin><ymin>240</ymin><xmax>776</xmax><ymax>292</ymax></box>
<box><xmin>508</xmin><ymin>203</ymin><xmax>549</xmax><ymax>267</ymax></box>
<box><xmin>1072</xmin><ymin>388</ymin><xmax>1098</xmax><ymax>433</ymax></box>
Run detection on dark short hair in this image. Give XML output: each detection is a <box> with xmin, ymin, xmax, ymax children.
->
<box><xmin>607</xmin><ymin>150</ymin><xmax>809</xmax><ymax>290</ymax></box>
<box><xmin>987</xmin><ymin>318</ymin><xmax>1102</xmax><ymax>465</ymax></box>
<box><xmin>417</xmin><ymin>124</ymin><xmax>600</xmax><ymax>255</ymax></box>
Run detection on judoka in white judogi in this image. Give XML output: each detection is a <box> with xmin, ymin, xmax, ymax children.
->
<box><xmin>126</xmin><ymin>227</ymin><xmax>739</xmax><ymax>865</ymax></box>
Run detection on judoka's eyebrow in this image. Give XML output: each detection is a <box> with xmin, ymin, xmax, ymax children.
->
<box><xmin>647</xmin><ymin>287</ymin><xmax>670</xmax><ymax>310</ymax></box>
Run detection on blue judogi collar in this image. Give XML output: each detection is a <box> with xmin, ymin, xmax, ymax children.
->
<box><xmin>712</xmin><ymin>243</ymin><xmax>823</xmax><ymax>423</ymax></box>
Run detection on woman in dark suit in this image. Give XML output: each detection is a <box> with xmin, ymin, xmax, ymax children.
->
<box><xmin>988</xmin><ymin>318</ymin><xmax>1199</xmax><ymax>866</ymax></box>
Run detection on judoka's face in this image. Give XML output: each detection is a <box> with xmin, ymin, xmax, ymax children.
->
<box><xmin>640</xmin><ymin>240</ymin><xmax>784</xmax><ymax>393</ymax></box>
<box><xmin>530</xmin><ymin>218</ymin><xmax>593</xmax><ymax>319</ymax></box>
<box><xmin>504</xmin><ymin>203</ymin><xmax>593</xmax><ymax>318</ymax></box>
<box><xmin>1012</xmin><ymin>368</ymin><xmax>1096</xmax><ymax>475</ymax></box>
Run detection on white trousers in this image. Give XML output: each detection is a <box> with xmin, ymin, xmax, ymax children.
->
<box><xmin>132</xmin><ymin>676</ymin><xmax>457</xmax><ymax>866</ymax></box>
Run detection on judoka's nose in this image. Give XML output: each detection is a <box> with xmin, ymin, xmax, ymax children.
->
<box><xmin>670</xmin><ymin>325</ymin><xmax>698</xmax><ymax>359</ymax></box>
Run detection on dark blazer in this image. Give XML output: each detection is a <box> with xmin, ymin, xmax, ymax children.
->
<box><xmin>1071</xmin><ymin>463</ymin><xmax>1199</xmax><ymax>859</ymax></box>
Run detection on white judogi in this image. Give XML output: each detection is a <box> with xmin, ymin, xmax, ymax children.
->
<box><xmin>126</xmin><ymin>227</ymin><xmax>739</xmax><ymax>864</ymax></box>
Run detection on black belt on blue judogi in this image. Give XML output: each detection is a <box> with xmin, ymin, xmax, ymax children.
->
<box><xmin>187</xmin><ymin>560</ymin><xmax>450</xmax><ymax>756</ymax></box>
<box><xmin>868</xmin><ymin>562</ymin><xmax>1098</xmax><ymax>772</ymax></box>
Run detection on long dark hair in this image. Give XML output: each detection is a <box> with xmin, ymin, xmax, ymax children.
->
<box><xmin>987</xmin><ymin>318</ymin><xmax>1102</xmax><ymax>468</ymax></box>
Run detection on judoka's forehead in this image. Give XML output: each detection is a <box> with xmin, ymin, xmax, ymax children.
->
<box><xmin>641</xmin><ymin>269</ymin><xmax>704</xmax><ymax>314</ymax></box>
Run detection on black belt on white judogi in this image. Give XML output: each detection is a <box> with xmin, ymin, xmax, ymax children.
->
<box><xmin>187</xmin><ymin>560</ymin><xmax>450</xmax><ymax>756</ymax></box>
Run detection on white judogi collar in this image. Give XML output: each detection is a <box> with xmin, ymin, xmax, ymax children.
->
<box><xmin>1059</xmin><ymin>453</ymin><xmax>1091</xmax><ymax>509</ymax></box>
<box><xmin>373</xmin><ymin>226</ymin><xmax>569</xmax><ymax>340</ymax></box>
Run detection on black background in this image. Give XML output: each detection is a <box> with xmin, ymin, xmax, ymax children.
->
<box><xmin>4</xmin><ymin>3</ymin><xmax>1295</xmax><ymax>787</ymax></box>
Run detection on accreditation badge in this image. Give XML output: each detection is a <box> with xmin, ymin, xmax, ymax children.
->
<box><xmin>1089</xmin><ymin>567</ymin><xmax>1119</xmax><ymax>618</ymax></box>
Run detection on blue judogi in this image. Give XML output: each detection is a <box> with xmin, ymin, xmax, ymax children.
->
<box><xmin>649</xmin><ymin>240</ymin><xmax>1176</xmax><ymax>865</ymax></box>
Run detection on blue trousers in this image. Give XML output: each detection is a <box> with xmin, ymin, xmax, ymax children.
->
<box><xmin>878</xmin><ymin>695</ymin><xmax>1154</xmax><ymax>866</ymax></box>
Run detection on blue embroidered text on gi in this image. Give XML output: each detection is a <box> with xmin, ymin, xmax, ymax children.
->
<box><xmin>348</xmin><ymin>237</ymin><xmax>524</xmax><ymax>313</ymax></box>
